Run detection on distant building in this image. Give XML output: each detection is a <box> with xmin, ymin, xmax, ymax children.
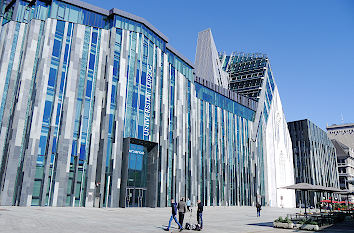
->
<box><xmin>331</xmin><ymin>140</ymin><xmax>354</xmax><ymax>192</ymax></box>
<box><xmin>327</xmin><ymin>123</ymin><xmax>354</xmax><ymax>149</ymax></box>
<box><xmin>288</xmin><ymin>119</ymin><xmax>340</xmax><ymax>207</ymax></box>
<box><xmin>327</xmin><ymin>123</ymin><xmax>354</xmax><ymax>195</ymax></box>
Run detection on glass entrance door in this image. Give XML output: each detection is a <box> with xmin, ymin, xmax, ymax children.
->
<box><xmin>126</xmin><ymin>188</ymin><xmax>146</xmax><ymax>207</ymax></box>
<box><xmin>126</xmin><ymin>144</ymin><xmax>147</xmax><ymax>207</ymax></box>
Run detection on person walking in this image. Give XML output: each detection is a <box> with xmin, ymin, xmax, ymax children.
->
<box><xmin>177</xmin><ymin>198</ymin><xmax>186</xmax><ymax>228</ymax></box>
<box><xmin>186</xmin><ymin>198</ymin><xmax>191</xmax><ymax>211</ymax></box>
<box><xmin>256</xmin><ymin>202</ymin><xmax>262</xmax><ymax>217</ymax></box>
<box><xmin>165</xmin><ymin>199</ymin><xmax>183</xmax><ymax>231</ymax></box>
<box><xmin>197</xmin><ymin>200</ymin><xmax>203</xmax><ymax>229</ymax></box>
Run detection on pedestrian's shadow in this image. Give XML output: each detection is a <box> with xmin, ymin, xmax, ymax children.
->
<box><xmin>155</xmin><ymin>225</ymin><xmax>180</xmax><ymax>231</ymax></box>
<box><xmin>247</xmin><ymin>222</ymin><xmax>273</xmax><ymax>228</ymax></box>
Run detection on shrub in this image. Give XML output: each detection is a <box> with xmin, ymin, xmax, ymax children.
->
<box><xmin>299</xmin><ymin>219</ymin><xmax>318</xmax><ymax>225</ymax></box>
<box><xmin>274</xmin><ymin>216</ymin><xmax>292</xmax><ymax>223</ymax></box>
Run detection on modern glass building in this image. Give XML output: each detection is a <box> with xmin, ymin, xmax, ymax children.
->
<box><xmin>217</xmin><ymin>48</ymin><xmax>296</xmax><ymax>208</ymax></box>
<box><xmin>288</xmin><ymin>119</ymin><xmax>340</xmax><ymax>207</ymax></box>
<box><xmin>0</xmin><ymin>0</ymin><xmax>295</xmax><ymax>208</ymax></box>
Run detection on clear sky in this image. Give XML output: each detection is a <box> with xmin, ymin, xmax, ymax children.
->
<box><xmin>86</xmin><ymin>0</ymin><xmax>354</xmax><ymax>130</ymax></box>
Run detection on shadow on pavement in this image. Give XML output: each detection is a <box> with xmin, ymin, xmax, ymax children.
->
<box><xmin>155</xmin><ymin>225</ymin><xmax>180</xmax><ymax>231</ymax></box>
<box><xmin>247</xmin><ymin>222</ymin><xmax>273</xmax><ymax>228</ymax></box>
<box><xmin>320</xmin><ymin>219</ymin><xmax>354</xmax><ymax>232</ymax></box>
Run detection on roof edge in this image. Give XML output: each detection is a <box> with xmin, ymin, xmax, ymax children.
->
<box><xmin>166</xmin><ymin>44</ymin><xmax>194</xmax><ymax>68</ymax></box>
<box><xmin>32</xmin><ymin>1</ymin><xmax>194</xmax><ymax>70</ymax></box>
<box><xmin>61</xmin><ymin>0</ymin><xmax>109</xmax><ymax>15</ymax></box>
<box><xmin>109</xmin><ymin>8</ymin><xmax>168</xmax><ymax>42</ymax></box>
<box><xmin>327</xmin><ymin>123</ymin><xmax>354</xmax><ymax>130</ymax></box>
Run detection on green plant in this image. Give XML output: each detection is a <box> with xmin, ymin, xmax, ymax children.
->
<box><xmin>299</xmin><ymin>219</ymin><xmax>318</xmax><ymax>225</ymax></box>
<box><xmin>274</xmin><ymin>216</ymin><xmax>292</xmax><ymax>223</ymax></box>
<box><xmin>275</xmin><ymin>217</ymin><xmax>283</xmax><ymax>223</ymax></box>
<box><xmin>284</xmin><ymin>217</ymin><xmax>292</xmax><ymax>223</ymax></box>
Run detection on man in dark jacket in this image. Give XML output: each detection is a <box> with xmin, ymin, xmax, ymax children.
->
<box><xmin>177</xmin><ymin>198</ymin><xmax>186</xmax><ymax>227</ymax></box>
<box><xmin>165</xmin><ymin>199</ymin><xmax>183</xmax><ymax>231</ymax></box>
<box><xmin>197</xmin><ymin>200</ymin><xmax>203</xmax><ymax>229</ymax></box>
<box><xmin>256</xmin><ymin>202</ymin><xmax>262</xmax><ymax>217</ymax></box>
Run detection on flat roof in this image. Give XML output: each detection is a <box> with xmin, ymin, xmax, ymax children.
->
<box><xmin>61</xmin><ymin>0</ymin><xmax>194</xmax><ymax>68</ymax></box>
<box><xmin>327</xmin><ymin>123</ymin><xmax>354</xmax><ymax>130</ymax></box>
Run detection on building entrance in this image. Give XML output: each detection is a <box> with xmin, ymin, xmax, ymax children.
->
<box><xmin>120</xmin><ymin>138</ymin><xmax>158</xmax><ymax>208</ymax></box>
<box><xmin>126</xmin><ymin>188</ymin><xmax>146</xmax><ymax>207</ymax></box>
<box><xmin>126</xmin><ymin>143</ymin><xmax>147</xmax><ymax>207</ymax></box>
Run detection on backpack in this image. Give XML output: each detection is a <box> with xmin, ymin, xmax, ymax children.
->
<box><xmin>185</xmin><ymin>223</ymin><xmax>191</xmax><ymax>230</ymax></box>
<box><xmin>193</xmin><ymin>224</ymin><xmax>201</xmax><ymax>231</ymax></box>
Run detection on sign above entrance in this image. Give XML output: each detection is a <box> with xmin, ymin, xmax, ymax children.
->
<box><xmin>129</xmin><ymin>149</ymin><xmax>145</xmax><ymax>155</ymax></box>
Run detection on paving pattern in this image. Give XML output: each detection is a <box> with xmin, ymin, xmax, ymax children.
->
<box><xmin>0</xmin><ymin>206</ymin><xmax>352</xmax><ymax>233</ymax></box>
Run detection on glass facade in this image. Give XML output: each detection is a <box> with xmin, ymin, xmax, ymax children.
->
<box><xmin>0</xmin><ymin>0</ymin><xmax>271</xmax><ymax>208</ymax></box>
<box><xmin>288</xmin><ymin>119</ymin><xmax>340</xmax><ymax>207</ymax></box>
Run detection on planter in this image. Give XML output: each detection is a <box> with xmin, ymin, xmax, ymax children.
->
<box><xmin>273</xmin><ymin>221</ymin><xmax>294</xmax><ymax>229</ymax></box>
<box><xmin>300</xmin><ymin>224</ymin><xmax>319</xmax><ymax>231</ymax></box>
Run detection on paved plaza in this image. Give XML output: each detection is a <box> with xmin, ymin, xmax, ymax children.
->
<box><xmin>0</xmin><ymin>206</ymin><xmax>329</xmax><ymax>233</ymax></box>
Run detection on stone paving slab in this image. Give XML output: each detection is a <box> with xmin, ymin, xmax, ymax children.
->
<box><xmin>0</xmin><ymin>206</ymin><xmax>317</xmax><ymax>233</ymax></box>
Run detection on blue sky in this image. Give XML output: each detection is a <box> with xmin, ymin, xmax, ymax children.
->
<box><xmin>86</xmin><ymin>0</ymin><xmax>354</xmax><ymax>130</ymax></box>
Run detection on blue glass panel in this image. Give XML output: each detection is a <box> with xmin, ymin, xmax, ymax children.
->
<box><xmin>67</xmin><ymin>23</ymin><xmax>73</xmax><ymax>36</ymax></box>
<box><xmin>60</xmin><ymin>71</ymin><xmax>66</xmax><ymax>91</ymax></box>
<box><xmin>135</xmin><ymin>70</ymin><xmax>139</xmax><ymax>83</ymax></box>
<box><xmin>68</xmin><ymin>6</ymin><xmax>79</xmax><ymax>23</ymax></box>
<box><xmin>141</xmin><ymin>71</ymin><xmax>146</xmax><ymax>85</ymax></box>
<box><xmin>139</xmin><ymin>95</ymin><xmax>145</xmax><ymax>110</ymax></box>
<box><xmin>48</xmin><ymin>68</ymin><xmax>57</xmax><ymax>87</ymax></box>
<box><xmin>43</xmin><ymin>100</ymin><xmax>52</xmax><ymax>124</ymax></box>
<box><xmin>111</xmin><ymin>85</ymin><xmax>116</xmax><ymax>104</ymax></box>
<box><xmin>85</xmin><ymin>80</ymin><xmax>92</xmax><ymax>97</ymax></box>
<box><xmin>91</xmin><ymin>31</ymin><xmax>98</xmax><ymax>44</ymax></box>
<box><xmin>132</xmin><ymin>92</ymin><xmax>138</xmax><ymax>108</ymax></box>
<box><xmin>72</xmin><ymin>140</ymin><xmax>77</xmax><ymax>155</ymax></box>
<box><xmin>89</xmin><ymin>13</ymin><xmax>95</xmax><ymax>27</ymax></box>
<box><xmin>108</xmin><ymin>115</ymin><xmax>113</xmax><ymax>134</ymax></box>
<box><xmin>63</xmin><ymin>44</ymin><xmax>69</xmax><ymax>62</ymax></box>
<box><xmin>138</xmin><ymin>125</ymin><xmax>143</xmax><ymax>139</ymax></box>
<box><xmin>88</xmin><ymin>54</ymin><xmax>95</xmax><ymax>70</ymax></box>
<box><xmin>57</xmin><ymin>4</ymin><xmax>65</xmax><ymax>19</ymax></box>
<box><xmin>52</xmin><ymin>39</ymin><xmax>61</xmax><ymax>57</ymax></box>
<box><xmin>56</xmin><ymin>20</ymin><xmax>65</xmax><ymax>34</ymax></box>
<box><xmin>113</xmin><ymin>60</ymin><xmax>119</xmax><ymax>76</ymax></box>
<box><xmin>194</xmin><ymin>83</ymin><xmax>255</xmax><ymax>121</ymax></box>
<box><xmin>79</xmin><ymin>144</ymin><xmax>86</xmax><ymax>160</ymax></box>
<box><xmin>82</xmin><ymin>10</ymin><xmax>90</xmax><ymax>25</ymax></box>
<box><xmin>128</xmin><ymin>153</ymin><xmax>136</xmax><ymax>170</ymax></box>
<box><xmin>55</xmin><ymin>103</ymin><xmax>61</xmax><ymax>124</ymax></box>
<box><xmin>135</xmin><ymin>154</ymin><xmax>143</xmax><ymax>170</ymax></box>
<box><xmin>39</xmin><ymin>136</ymin><xmax>47</xmax><ymax>156</ymax></box>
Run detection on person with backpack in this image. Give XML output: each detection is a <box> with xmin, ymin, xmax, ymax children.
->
<box><xmin>177</xmin><ymin>198</ymin><xmax>187</xmax><ymax>227</ymax></box>
<box><xmin>197</xmin><ymin>200</ymin><xmax>203</xmax><ymax>229</ymax></box>
<box><xmin>256</xmin><ymin>202</ymin><xmax>262</xmax><ymax>217</ymax></box>
<box><xmin>165</xmin><ymin>199</ymin><xmax>183</xmax><ymax>231</ymax></box>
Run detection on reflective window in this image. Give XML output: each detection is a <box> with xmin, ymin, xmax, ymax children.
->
<box><xmin>52</xmin><ymin>39</ymin><xmax>61</xmax><ymax>58</ymax></box>
<box><xmin>43</xmin><ymin>100</ymin><xmax>52</xmax><ymax>124</ymax></box>
<box><xmin>195</xmin><ymin>83</ymin><xmax>255</xmax><ymax>121</ymax></box>
<box><xmin>50</xmin><ymin>0</ymin><xmax>108</xmax><ymax>28</ymax></box>
<box><xmin>48</xmin><ymin>68</ymin><xmax>57</xmax><ymax>87</ymax></box>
